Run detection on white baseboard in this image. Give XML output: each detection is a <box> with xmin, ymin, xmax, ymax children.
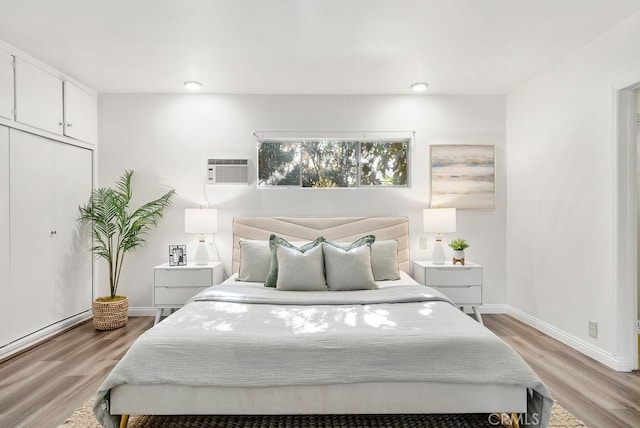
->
<box><xmin>507</xmin><ymin>306</ymin><xmax>626</xmax><ymax>371</ymax></box>
<box><xmin>0</xmin><ymin>311</ymin><xmax>92</xmax><ymax>361</ymax></box>
<box><xmin>478</xmin><ymin>304</ymin><xmax>510</xmax><ymax>314</ymax></box>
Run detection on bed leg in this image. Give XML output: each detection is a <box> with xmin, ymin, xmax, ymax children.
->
<box><xmin>510</xmin><ymin>412</ymin><xmax>520</xmax><ymax>428</ymax></box>
<box><xmin>119</xmin><ymin>414</ymin><xmax>129</xmax><ymax>428</ymax></box>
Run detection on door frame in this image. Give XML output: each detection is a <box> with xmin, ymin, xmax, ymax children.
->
<box><xmin>613</xmin><ymin>75</ymin><xmax>640</xmax><ymax>371</ymax></box>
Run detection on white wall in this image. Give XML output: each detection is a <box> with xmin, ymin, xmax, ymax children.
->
<box><xmin>98</xmin><ymin>94</ymin><xmax>506</xmax><ymax>309</ymax></box>
<box><xmin>506</xmin><ymin>12</ymin><xmax>640</xmax><ymax>362</ymax></box>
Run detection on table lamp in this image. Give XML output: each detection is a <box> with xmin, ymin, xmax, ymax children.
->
<box><xmin>423</xmin><ymin>208</ymin><xmax>456</xmax><ymax>265</ymax></box>
<box><xmin>184</xmin><ymin>208</ymin><xmax>218</xmax><ymax>265</ymax></box>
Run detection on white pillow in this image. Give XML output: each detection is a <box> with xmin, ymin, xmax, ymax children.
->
<box><xmin>236</xmin><ymin>240</ymin><xmax>271</xmax><ymax>282</ymax></box>
<box><xmin>322</xmin><ymin>243</ymin><xmax>378</xmax><ymax>291</ymax></box>
<box><xmin>370</xmin><ymin>240</ymin><xmax>401</xmax><ymax>281</ymax></box>
<box><xmin>275</xmin><ymin>244</ymin><xmax>328</xmax><ymax>291</ymax></box>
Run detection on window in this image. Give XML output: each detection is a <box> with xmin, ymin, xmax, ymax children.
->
<box><xmin>258</xmin><ymin>139</ymin><xmax>409</xmax><ymax>188</ymax></box>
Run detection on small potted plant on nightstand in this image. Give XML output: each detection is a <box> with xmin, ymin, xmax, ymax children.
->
<box><xmin>79</xmin><ymin>170</ymin><xmax>175</xmax><ymax>330</ymax></box>
<box><xmin>449</xmin><ymin>238</ymin><xmax>469</xmax><ymax>265</ymax></box>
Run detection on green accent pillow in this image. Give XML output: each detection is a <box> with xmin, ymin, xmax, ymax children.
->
<box><xmin>323</xmin><ymin>234</ymin><xmax>376</xmax><ymax>251</ymax></box>
<box><xmin>265</xmin><ymin>235</ymin><xmax>325</xmax><ymax>287</ymax></box>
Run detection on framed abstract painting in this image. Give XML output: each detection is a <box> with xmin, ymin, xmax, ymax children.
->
<box><xmin>430</xmin><ymin>145</ymin><xmax>495</xmax><ymax>209</ymax></box>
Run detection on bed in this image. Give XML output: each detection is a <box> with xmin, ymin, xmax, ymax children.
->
<box><xmin>95</xmin><ymin>217</ymin><xmax>552</xmax><ymax>428</ymax></box>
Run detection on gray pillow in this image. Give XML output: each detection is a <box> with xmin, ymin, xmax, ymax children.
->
<box><xmin>322</xmin><ymin>243</ymin><xmax>378</xmax><ymax>291</ymax></box>
<box><xmin>370</xmin><ymin>240</ymin><xmax>401</xmax><ymax>281</ymax></box>
<box><xmin>275</xmin><ymin>245</ymin><xmax>328</xmax><ymax>291</ymax></box>
<box><xmin>236</xmin><ymin>240</ymin><xmax>271</xmax><ymax>282</ymax></box>
<box><xmin>265</xmin><ymin>235</ymin><xmax>325</xmax><ymax>287</ymax></box>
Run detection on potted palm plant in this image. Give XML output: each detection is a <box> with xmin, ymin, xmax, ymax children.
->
<box><xmin>79</xmin><ymin>170</ymin><xmax>175</xmax><ymax>330</ymax></box>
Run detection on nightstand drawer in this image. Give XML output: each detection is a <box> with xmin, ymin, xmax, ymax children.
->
<box><xmin>433</xmin><ymin>285</ymin><xmax>482</xmax><ymax>304</ymax></box>
<box><xmin>424</xmin><ymin>268</ymin><xmax>481</xmax><ymax>286</ymax></box>
<box><xmin>154</xmin><ymin>286</ymin><xmax>209</xmax><ymax>305</ymax></box>
<box><xmin>154</xmin><ymin>268</ymin><xmax>212</xmax><ymax>287</ymax></box>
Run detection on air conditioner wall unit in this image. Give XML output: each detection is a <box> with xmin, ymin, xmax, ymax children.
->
<box><xmin>207</xmin><ymin>159</ymin><xmax>249</xmax><ymax>184</ymax></box>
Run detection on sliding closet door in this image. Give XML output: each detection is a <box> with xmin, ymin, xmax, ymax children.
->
<box><xmin>9</xmin><ymin>130</ymin><xmax>56</xmax><ymax>341</ymax></box>
<box><xmin>52</xmin><ymin>143</ymin><xmax>92</xmax><ymax>319</ymax></box>
<box><xmin>0</xmin><ymin>126</ymin><xmax>10</xmax><ymax>346</ymax></box>
<box><xmin>4</xmin><ymin>130</ymin><xmax>93</xmax><ymax>347</ymax></box>
<box><xmin>7</xmin><ymin>130</ymin><xmax>93</xmax><ymax>345</ymax></box>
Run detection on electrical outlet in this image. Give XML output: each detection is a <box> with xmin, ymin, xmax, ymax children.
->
<box><xmin>419</xmin><ymin>237</ymin><xmax>428</xmax><ymax>249</ymax></box>
<box><xmin>589</xmin><ymin>321</ymin><xmax>598</xmax><ymax>339</ymax></box>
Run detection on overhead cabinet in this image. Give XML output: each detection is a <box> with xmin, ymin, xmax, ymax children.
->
<box><xmin>1</xmin><ymin>129</ymin><xmax>93</xmax><ymax>348</ymax></box>
<box><xmin>0</xmin><ymin>48</ymin><xmax>13</xmax><ymax>120</ymax></box>
<box><xmin>14</xmin><ymin>57</ymin><xmax>64</xmax><ymax>135</ymax></box>
<box><xmin>64</xmin><ymin>80</ymin><xmax>98</xmax><ymax>143</ymax></box>
<box><xmin>13</xmin><ymin>57</ymin><xmax>97</xmax><ymax>144</ymax></box>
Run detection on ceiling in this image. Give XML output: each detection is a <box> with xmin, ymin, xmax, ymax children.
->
<box><xmin>0</xmin><ymin>0</ymin><xmax>639</xmax><ymax>95</ymax></box>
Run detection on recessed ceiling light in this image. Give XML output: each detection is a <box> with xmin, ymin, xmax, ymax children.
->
<box><xmin>410</xmin><ymin>82</ymin><xmax>429</xmax><ymax>92</ymax></box>
<box><xmin>184</xmin><ymin>81</ymin><xmax>203</xmax><ymax>91</ymax></box>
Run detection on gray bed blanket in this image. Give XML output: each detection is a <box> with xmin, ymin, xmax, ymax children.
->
<box><xmin>94</xmin><ymin>283</ymin><xmax>552</xmax><ymax>428</ymax></box>
<box><xmin>194</xmin><ymin>283</ymin><xmax>455</xmax><ymax>305</ymax></box>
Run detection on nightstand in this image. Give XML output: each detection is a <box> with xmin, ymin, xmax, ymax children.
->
<box><xmin>413</xmin><ymin>260</ymin><xmax>483</xmax><ymax>324</ymax></box>
<box><xmin>153</xmin><ymin>261</ymin><xmax>225</xmax><ymax>325</ymax></box>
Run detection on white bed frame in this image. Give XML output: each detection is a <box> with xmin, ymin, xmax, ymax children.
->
<box><xmin>111</xmin><ymin>217</ymin><xmax>526</xmax><ymax>425</ymax></box>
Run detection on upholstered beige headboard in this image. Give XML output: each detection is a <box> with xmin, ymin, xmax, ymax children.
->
<box><xmin>232</xmin><ymin>217</ymin><xmax>409</xmax><ymax>274</ymax></box>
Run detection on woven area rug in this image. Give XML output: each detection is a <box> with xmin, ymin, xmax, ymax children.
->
<box><xmin>58</xmin><ymin>397</ymin><xmax>587</xmax><ymax>428</ymax></box>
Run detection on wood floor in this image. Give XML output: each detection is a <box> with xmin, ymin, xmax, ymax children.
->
<box><xmin>0</xmin><ymin>317</ymin><xmax>153</xmax><ymax>428</ymax></box>
<box><xmin>484</xmin><ymin>315</ymin><xmax>640</xmax><ymax>428</ymax></box>
<box><xmin>0</xmin><ymin>315</ymin><xmax>638</xmax><ymax>428</ymax></box>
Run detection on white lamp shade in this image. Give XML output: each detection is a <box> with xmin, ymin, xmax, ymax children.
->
<box><xmin>423</xmin><ymin>208</ymin><xmax>456</xmax><ymax>234</ymax></box>
<box><xmin>184</xmin><ymin>208</ymin><xmax>218</xmax><ymax>234</ymax></box>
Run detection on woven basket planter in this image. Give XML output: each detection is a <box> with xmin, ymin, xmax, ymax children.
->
<box><xmin>92</xmin><ymin>297</ymin><xmax>129</xmax><ymax>331</ymax></box>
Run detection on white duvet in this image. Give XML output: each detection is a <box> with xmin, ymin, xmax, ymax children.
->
<box><xmin>94</xmin><ymin>273</ymin><xmax>552</xmax><ymax>428</ymax></box>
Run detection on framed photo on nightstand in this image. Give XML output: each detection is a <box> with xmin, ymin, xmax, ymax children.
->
<box><xmin>168</xmin><ymin>245</ymin><xmax>187</xmax><ymax>266</ymax></box>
